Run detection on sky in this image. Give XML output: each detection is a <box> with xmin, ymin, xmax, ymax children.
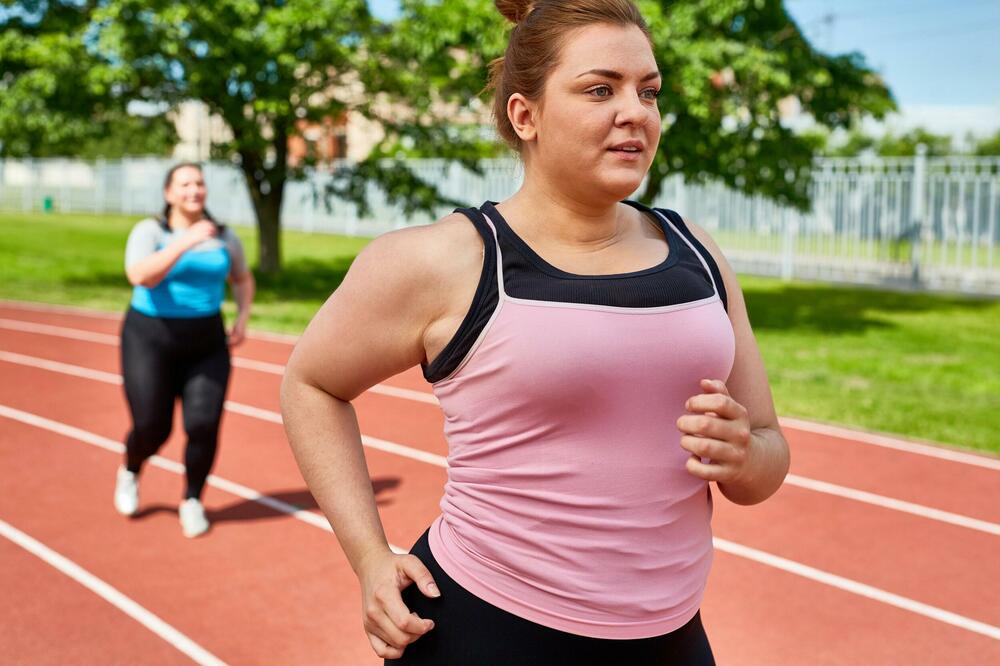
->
<box><xmin>369</xmin><ymin>0</ymin><xmax>1000</xmax><ymax>139</ymax></box>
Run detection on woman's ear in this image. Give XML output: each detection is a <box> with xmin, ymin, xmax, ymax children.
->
<box><xmin>507</xmin><ymin>93</ymin><xmax>538</xmax><ymax>143</ymax></box>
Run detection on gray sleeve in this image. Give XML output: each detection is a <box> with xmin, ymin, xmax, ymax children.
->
<box><xmin>222</xmin><ymin>228</ymin><xmax>249</xmax><ymax>277</ymax></box>
<box><xmin>124</xmin><ymin>219</ymin><xmax>164</xmax><ymax>270</ymax></box>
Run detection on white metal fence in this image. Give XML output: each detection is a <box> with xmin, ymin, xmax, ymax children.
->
<box><xmin>1</xmin><ymin>153</ymin><xmax>998</xmax><ymax>295</ymax></box>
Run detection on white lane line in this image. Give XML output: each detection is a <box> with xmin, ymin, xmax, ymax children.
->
<box><xmin>368</xmin><ymin>383</ymin><xmax>439</xmax><ymax>405</ymax></box>
<box><xmin>362</xmin><ymin>434</ymin><xmax>449</xmax><ymax>468</ymax></box>
<box><xmin>0</xmin><ymin>518</ymin><xmax>226</xmax><ymax>665</ymax></box>
<box><xmin>215</xmin><ymin>401</ymin><xmax>449</xmax><ymax>466</ymax></box>
<box><xmin>0</xmin><ymin>300</ymin><xmax>299</xmax><ymax>342</ymax></box>
<box><xmin>2</xmin><ymin>350</ymin><xmax>996</xmax><ymax>536</ymax></box>
<box><xmin>713</xmin><ymin>538</ymin><xmax>1000</xmax><ymax>641</ymax></box>
<box><xmin>4</xmin><ymin>310</ymin><xmax>1000</xmax><ymax>471</ymax></box>
<box><xmin>0</xmin><ymin>319</ymin><xmax>429</xmax><ymax>404</ymax></box>
<box><xmin>0</xmin><ymin>318</ymin><xmax>119</xmax><ymax>344</ymax></box>
<box><xmin>785</xmin><ymin>474</ymin><xmax>1000</xmax><ymax>536</ymax></box>
<box><xmin>0</xmin><ymin>350</ymin><xmax>124</xmax><ymax>385</ymax></box>
<box><xmin>228</xmin><ymin>357</ymin><xmax>286</xmax><ymax>375</ymax></box>
<box><xmin>2</xmin><ymin>403</ymin><xmax>995</xmax><ymax>642</ymax></box>
<box><xmin>0</xmin><ymin>299</ymin><xmax>123</xmax><ymax>321</ymax></box>
<box><xmin>0</xmin><ymin>403</ymin><xmax>406</xmax><ymax>555</ymax></box>
<box><xmin>779</xmin><ymin>416</ymin><xmax>1000</xmax><ymax>472</ymax></box>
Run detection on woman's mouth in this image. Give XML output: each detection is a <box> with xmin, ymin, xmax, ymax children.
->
<box><xmin>608</xmin><ymin>142</ymin><xmax>644</xmax><ymax>161</ymax></box>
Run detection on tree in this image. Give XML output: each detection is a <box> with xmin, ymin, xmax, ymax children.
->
<box><xmin>0</xmin><ymin>1</ymin><xmax>130</xmax><ymax>156</ymax></box>
<box><xmin>813</xmin><ymin>126</ymin><xmax>953</xmax><ymax>158</ymax></box>
<box><xmin>973</xmin><ymin>129</ymin><xmax>1000</xmax><ymax>157</ymax></box>
<box><xmin>3</xmin><ymin>0</ymin><xmax>895</xmax><ymax>272</ymax></box>
<box><xmin>823</xmin><ymin>128</ymin><xmax>877</xmax><ymax>158</ymax></box>
<box><xmin>383</xmin><ymin>0</ymin><xmax>895</xmax><ymax>210</ymax></box>
<box><xmin>90</xmin><ymin>0</ymin><xmax>383</xmax><ymax>273</ymax></box>
<box><xmin>876</xmin><ymin>128</ymin><xmax>951</xmax><ymax>157</ymax></box>
<box><xmin>28</xmin><ymin>111</ymin><xmax>178</xmax><ymax>158</ymax></box>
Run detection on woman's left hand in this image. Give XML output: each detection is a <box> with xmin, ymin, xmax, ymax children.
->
<box><xmin>676</xmin><ymin>378</ymin><xmax>754</xmax><ymax>484</ymax></box>
<box><xmin>228</xmin><ymin>320</ymin><xmax>247</xmax><ymax>348</ymax></box>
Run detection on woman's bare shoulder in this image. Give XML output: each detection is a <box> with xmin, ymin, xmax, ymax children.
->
<box><xmin>286</xmin><ymin>212</ymin><xmax>485</xmax><ymax>396</ymax></box>
<box><xmin>354</xmin><ymin>212</ymin><xmax>484</xmax><ymax>291</ymax></box>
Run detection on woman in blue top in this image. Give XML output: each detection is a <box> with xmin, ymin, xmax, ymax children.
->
<box><xmin>115</xmin><ymin>162</ymin><xmax>255</xmax><ymax>537</ymax></box>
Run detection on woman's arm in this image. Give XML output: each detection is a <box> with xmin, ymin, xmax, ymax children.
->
<box><xmin>676</xmin><ymin>222</ymin><xmax>790</xmax><ymax>506</ymax></box>
<box><xmin>125</xmin><ymin>220</ymin><xmax>217</xmax><ymax>288</ymax></box>
<box><xmin>221</xmin><ymin>228</ymin><xmax>254</xmax><ymax>346</ymax></box>
<box><xmin>280</xmin><ymin>216</ymin><xmax>478</xmax><ymax>659</ymax></box>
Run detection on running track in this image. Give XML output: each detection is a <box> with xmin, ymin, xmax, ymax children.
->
<box><xmin>0</xmin><ymin>300</ymin><xmax>997</xmax><ymax>665</ymax></box>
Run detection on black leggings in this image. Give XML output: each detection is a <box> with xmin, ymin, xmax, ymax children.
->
<box><xmin>387</xmin><ymin>530</ymin><xmax>716</xmax><ymax>666</ymax></box>
<box><xmin>120</xmin><ymin>307</ymin><xmax>230</xmax><ymax>500</ymax></box>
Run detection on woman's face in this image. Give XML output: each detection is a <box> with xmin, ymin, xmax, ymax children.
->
<box><xmin>164</xmin><ymin>166</ymin><xmax>207</xmax><ymax>218</ymax></box>
<box><xmin>515</xmin><ymin>23</ymin><xmax>661</xmax><ymax>203</ymax></box>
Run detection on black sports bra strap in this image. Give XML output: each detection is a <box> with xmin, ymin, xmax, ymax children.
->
<box><xmin>656</xmin><ymin>208</ymin><xmax>729</xmax><ymax>313</ymax></box>
<box><xmin>421</xmin><ymin>208</ymin><xmax>501</xmax><ymax>383</ymax></box>
<box><xmin>454</xmin><ymin>207</ymin><xmax>498</xmax><ymax>256</ymax></box>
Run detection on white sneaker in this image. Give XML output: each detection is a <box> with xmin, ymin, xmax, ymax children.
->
<box><xmin>114</xmin><ymin>467</ymin><xmax>139</xmax><ymax>516</ymax></box>
<box><xmin>179</xmin><ymin>498</ymin><xmax>210</xmax><ymax>538</ymax></box>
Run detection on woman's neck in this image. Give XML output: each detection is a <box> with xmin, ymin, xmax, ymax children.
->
<box><xmin>167</xmin><ymin>209</ymin><xmax>202</xmax><ymax>231</ymax></box>
<box><xmin>499</xmin><ymin>172</ymin><xmax>630</xmax><ymax>251</ymax></box>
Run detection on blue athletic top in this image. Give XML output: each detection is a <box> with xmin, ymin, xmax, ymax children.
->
<box><xmin>124</xmin><ymin>218</ymin><xmax>247</xmax><ymax>319</ymax></box>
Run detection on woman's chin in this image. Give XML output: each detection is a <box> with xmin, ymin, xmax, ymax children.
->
<box><xmin>591</xmin><ymin>173</ymin><xmax>646</xmax><ymax>202</ymax></box>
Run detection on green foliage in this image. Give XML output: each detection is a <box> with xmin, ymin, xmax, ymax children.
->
<box><xmin>819</xmin><ymin>126</ymin><xmax>953</xmax><ymax>158</ymax></box>
<box><xmin>381</xmin><ymin>0</ymin><xmax>895</xmax><ymax>210</ymax></box>
<box><xmin>639</xmin><ymin>0</ymin><xmax>894</xmax><ymax>208</ymax></box>
<box><xmin>30</xmin><ymin>111</ymin><xmax>178</xmax><ymax>158</ymax></box>
<box><xmin>823</xmin><ymin>128</ymin><xmax>876</xmax><ymax>157</ymax></box>
<box><xmin>3</xmin><ymin>0</ymin><xmax>896</xmax><ymax>270</ymax></box>
<box><xmin>0</xmin><ymin>1</ymin><xmax>132</xmax><ymax>156</ymax></box>
<box><xmin>973</xmin><ymin>129</ymin><xmax>1000</xmax><ymax>157</ymax></box>
<box><xmin>876</xmin><ymin>127</ymin><xmax>951</xmax><ymax>157</ymax></box>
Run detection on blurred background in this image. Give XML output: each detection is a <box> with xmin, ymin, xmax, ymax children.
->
<box><xmin>2</xmin><ymin>0</ymin><xmax>997</xmax><ymax>452</ymax></box>
<box><xmin>0</xmin><ymin>0</ymin><xmax>1000</xmax><ymax>450</ymax></box>
<box><xmin>1</xmin><ymin>2</ymin><xmax>999</xmax><ymax>664</ymax></box>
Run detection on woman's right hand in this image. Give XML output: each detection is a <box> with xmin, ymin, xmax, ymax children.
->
<box><xmin>358</xmin><ymin>549</ymin><xmax>440</xmax><ymax>659</ymax></box>
<box><xmin>180</xmin><ymin>220</ymin><xmax>217</xmax><ymax>249</ymax></box>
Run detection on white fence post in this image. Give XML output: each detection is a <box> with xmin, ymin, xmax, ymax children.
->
<box><xmin>781</xmin><ymin>207</ymin><xmax>797</xmax><ymax>281</ymax></box>
<box><xmin>909</xmin><ymin>144</ymin><xmax>928</xmax><ymax>285</ymax></box>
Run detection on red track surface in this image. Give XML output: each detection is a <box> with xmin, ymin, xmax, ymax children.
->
<box><xmin>1</xmin><ymin>300</ymin><xmax>998</xmax><ymax>665</ymax></box>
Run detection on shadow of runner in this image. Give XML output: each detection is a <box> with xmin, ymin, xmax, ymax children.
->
<box><xmin>130</xmin><ymin>503</ymin><xmax>176</xmax><ymax>520</ymax></box>
<box><xmin>208</xmin><ymin>477</ymin><xmax>401</xmax><ymax>525</ymax></box>
<box><xmin>123</xmin><ymin>478</ymin><xmax>401</xmax><ymax>526</ymax></box>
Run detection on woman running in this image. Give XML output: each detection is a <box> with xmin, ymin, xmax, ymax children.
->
<box><xmin>281</xmin><ymin>1</ymin><xmax>790</xmax><ymax>663</ymax></box>
<box><xmin>115</xmin><ymin>162</ymin><xmax>255</xmax><ymax>538</ymax></box>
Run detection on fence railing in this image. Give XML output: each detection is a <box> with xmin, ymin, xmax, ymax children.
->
<box><xmin>1</xmin><ymin>153</ymin><xmax>998</xmax><ymax>295</ymax></box>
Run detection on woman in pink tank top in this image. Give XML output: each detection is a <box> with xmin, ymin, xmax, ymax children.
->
<box><xmin>282</xmin><ymin>1</ymin><xmax>790</xmax><ymax>663</ymax></box>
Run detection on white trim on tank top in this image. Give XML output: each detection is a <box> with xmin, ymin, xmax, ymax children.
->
<box><xmin>489</xmin><ymin>209</ymin><xmax>721</xmax><ymax>310</ymax></box>
<box><xmin>433</xmin><ymin>209</ymin><xmax>725</xmax><ymax>385</ymax></box>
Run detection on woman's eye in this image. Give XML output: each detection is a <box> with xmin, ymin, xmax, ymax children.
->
<box><xmin>588</xmin><ymin>85</ymin><xmax>613</xmax><ymax>98</ymax></box>
<box><xmin>641</xmin><ymin>88</ymin><xmax>661</xmax><ymax>100</ymax></box>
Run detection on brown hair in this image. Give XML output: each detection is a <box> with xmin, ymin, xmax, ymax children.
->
<box><xmin>488</xmin><ymin>0</ymin><xmax>651</xmax><ymax>151</ymax></box>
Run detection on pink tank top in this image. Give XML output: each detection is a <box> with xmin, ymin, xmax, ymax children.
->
<box><xmin>427</xmin><ymin>206</ymin><xmax>736</xmax><ymax>639</ymax></box>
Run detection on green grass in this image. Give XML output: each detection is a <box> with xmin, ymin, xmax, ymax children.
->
<box><xmin>714</xmin><ymin>230</ymin><xmax>998</xmax><ymax>269</ymax></box>
<box><xmin>1</xmin><ymin>211</ymin><xmax>998</xmax><ymax>454</ymax></box>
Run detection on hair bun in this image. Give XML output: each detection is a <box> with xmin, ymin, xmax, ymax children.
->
<box><xmin>495</xmin><ymin>0</ymin><xmax>535</xmax><ymax>24</ymax></box>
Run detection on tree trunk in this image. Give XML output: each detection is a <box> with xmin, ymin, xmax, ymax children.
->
<box><xmin>241</xmin><ymin>130</ymin><xmax>288</xmax><ymax>274</ymax></box>
<box><xmin>253</xmin><ymin>184</ymin><xmax>283</xmax><ymax>274</ymax></box>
